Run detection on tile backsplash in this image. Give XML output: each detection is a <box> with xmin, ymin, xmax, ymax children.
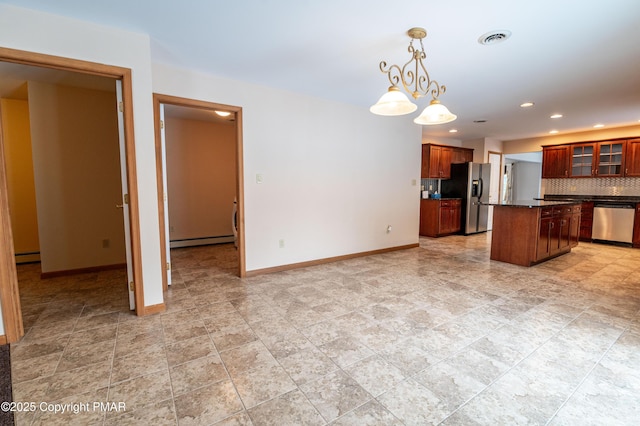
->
<box><xmin>420</xmin><ymin>178</ymin><xmax>441</xmax><ymax>196</ymax></box>
<box><xmin>542</xmin><ymin>177</ymin><xmax>640</xmax><ymax>197</ymax></box>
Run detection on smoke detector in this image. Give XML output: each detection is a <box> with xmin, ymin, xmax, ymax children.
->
<box><xmin>478</xmin><ymin>30</ymin><xmax>512</xmax><ymax>45</ymax></box>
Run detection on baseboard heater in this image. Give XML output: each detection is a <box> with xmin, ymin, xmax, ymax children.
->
<box><xmin>15</xmin><ymin>251</ymin><xmax>41</xmax><ymax>264</ymax></box>
<box><xmin>170</xmin><ymin>235</ymin><xmax>235</xmax><ymax>249</ymax></box>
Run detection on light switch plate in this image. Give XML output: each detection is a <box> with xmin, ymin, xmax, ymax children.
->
<box><xmin>256</xmin><ymin>174</ymin><xmax>263</xmax><ymax>184</ymax></box>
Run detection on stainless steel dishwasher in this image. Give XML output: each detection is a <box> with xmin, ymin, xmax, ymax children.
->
<box><xmin>592</xmin><ymin>203</ymin><xmax>635</xmax><ymax>244</ymax></box>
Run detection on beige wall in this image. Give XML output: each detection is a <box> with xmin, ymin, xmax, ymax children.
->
<box><xmin>0</xmin><ymin>98</ymin><xmax>39</xmax><ymax>261</ymax></box>
<box><xmin>166</xmin><ymin>116</ymin><xmax>237</xmax><ymax>243</ymax></box>
<box><xmin>28</xmin><ymin>82</ymin><xmax>125</xmax><ymax>273</ymax></box>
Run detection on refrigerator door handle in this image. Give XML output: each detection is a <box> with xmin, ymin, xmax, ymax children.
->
<box><xmin>478</xmin><ymin>177</ymin><xmax>484</xmax><ymax>200</ymax></box>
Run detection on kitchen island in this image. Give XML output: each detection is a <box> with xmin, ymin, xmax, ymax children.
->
<box><xmin>487</xmin><ymin>200</ymin><xmax>582</xmax><ymax>267</ymax></box>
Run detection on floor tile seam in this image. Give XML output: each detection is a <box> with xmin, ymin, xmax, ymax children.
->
<box><xmin>156</xmin><ymin>342</ymin><xmax>181</xmax><ymax>426</ymax></box>
<box><xmin>47</xmin><ymin>312</ymin><xmax>87</xmax><ymax>377</ymax></box>
<box><xmin>106</xmin><ymin>321</ymin><xmax>126</xmax><ymax>394</ymax></box>
<box><xmin>242</xmin><ymin>386</ymin><xmax>328</xmax><ymax>426</ymax></box>
<box><xmin>295</xmin><ymin>373</ymin><xmax>373</xmax><ymax>425</ymax></box>
<box><xmin>372</xmin><ymin>373</ymin><xmax>452</xmax><ymax>425</ymax></box>
<box><xmin>204</xmin><ymin>326</ymin><xmax>251</xmax><ymax>416</ymax></box>
<box><xmin>334</xmin><ymin>397</ymin><xmax>401</xmax><ymax>425</ymax></box>
<box><xmin>430</xmin><ymin>322</ymin><xmax>575</xmax><ymax>425</ymax></box>
<box><xmin>542</xmin><ymin>324</ymin><xmax>627</xmax><ymax>425</ymax></box>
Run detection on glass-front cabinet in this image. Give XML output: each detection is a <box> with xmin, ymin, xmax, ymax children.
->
<box><xmin>568</xmin><ymin>140</ymin><xmax>625</xmax><ymax>178</ymax></box>
<box><xmin>570</xmin><ymin>143</ymin><xmax>595</xmax><ymax>177</ymax></box>
<box><xmin>597</xmin><ymin>141</ymin><xmax>625</xmax><ymax>177</ymax></box>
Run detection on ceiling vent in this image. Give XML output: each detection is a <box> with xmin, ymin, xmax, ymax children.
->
<box><xmin>478</xmin><ymin>30</ymin><xmax>512</xmax><ymax>45</ymax></box>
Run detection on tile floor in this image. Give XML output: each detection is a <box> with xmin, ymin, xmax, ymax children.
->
<box><xmin>9</xmin><ymin>234</ymin><xmax>640</xmax><ymax>425</ymax></box>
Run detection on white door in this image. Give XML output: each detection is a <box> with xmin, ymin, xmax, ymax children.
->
<box><xmin>487</xmin><ymin>152</ymin><xmax>502</xmax><ymax>231</ymax></box>
<box><xmin>159</xmin><ymin>104</ymin><xmax>172</xmax><ymax>285</ymax></box>
<box><xmin>115</xmin><ymin>80</ymin><xmax>136</xmax><ymax>309</ymax></box>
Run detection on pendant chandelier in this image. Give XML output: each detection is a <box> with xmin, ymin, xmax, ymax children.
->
<box><xmin>370</xmin><ymin>27</ymin><xmax>456</xmax><ymax>125</ymax></box>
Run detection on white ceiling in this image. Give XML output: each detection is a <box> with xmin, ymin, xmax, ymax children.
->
<box><xmin>2</xmin><ymin>0</ymin><xmax>640</xmax><ymax>141</ymax></box>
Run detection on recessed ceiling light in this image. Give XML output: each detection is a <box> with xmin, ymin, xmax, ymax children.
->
<box><xmin>449</xmin><ymin>129</ymin><xmax>458</xmax><ymax>133</ymax></box>
<box><xmin>550</xmin><ymin>114</ymin><xmax>563</xmax><ymax>119</ymax></box>
<box><xmin>215</xmin><ymin>110</ymin><xmax>231</xmax><ymax>117</ymax></box>
<box><xmin>520</xmin><ymin>102</ymin><xmax>534</xmax><ymax>108</ymax></box>
<box><xmin>594</xmin><ymin>124</ymin><xmax>604</xmax><ymax>128</ymax></box>
<box><xmin>478</xmin><ymin>30</ymin><xmax>512</xmax><ymax>45</ymax></box>
<box><xmin>549</xmin><ymin>130</ymin><xmax>559</xmax><ymax>134</ymax></box>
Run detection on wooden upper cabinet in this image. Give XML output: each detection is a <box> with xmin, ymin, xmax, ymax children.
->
<box><xmin>546</xmin><ymin>138</ymin><xmax>640</xmax><ymax>178</ymax></box>
<box><xmin>422</xmin><ymin>144</ymin><xmax>452</xmax><ymax>179</ymax></box>
<box><xmin>596</xmin><ymin>140</ymin><xmax>625</xmax><ymax>177</ymax></box>
<box><xmin>570</xmin><ymin>143</ymin><xmax>596</xmax><ymax>177</ymax></box>
<box><xmin>542</xmin><ymin>145</ymin><xmax>570</xmax><ymax>178</ymax></box>
<box><xmin>625</xmin><ymin>138</ymin><xmax>640</xmax><ymax>177</ymax></box>
<box><xmin>452</xmin><ymin>147</ymin><xmax>473</xmax><ymax>164</ymax></box>
<box><xmin>421</xmin><ymin>144</ymin><xmax>473</xmax><ymax>179</ymax></box>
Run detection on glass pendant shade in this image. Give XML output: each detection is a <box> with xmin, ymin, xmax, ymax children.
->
<box><xmin>413</xmin><ymin>99</ymin><xmax>457</xmax><ymax>125</ymax></box>
<box><xmin>370</xmin><ymin>86</ymin><xmax>417</xmax><ymax>116</ymax></box>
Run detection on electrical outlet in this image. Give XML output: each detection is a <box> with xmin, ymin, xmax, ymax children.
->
<box><xmin>279</xmin><ymin>239</ymin><xmax>285</xmax><ymax>248</ymax></box>
<box><xmin>256</xmin><ymin>174</ymin><xmax>263</xmax><ymax>184</ymax></box>
<box><xmin>411</xmin><ymin>179</ymin><xmax>417</xmax><ymax>186</ymax></box>
<box><xmin>386</xmin><ymin>225</ymin><xmax>392</xmax><ymax>233</ymax></box>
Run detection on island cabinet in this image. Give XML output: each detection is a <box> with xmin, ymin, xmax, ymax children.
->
<box><xmin>490</xmin><ymin>202</ymin><xmax>581</xmax><ymax>267</ymax></box>
<box><xmin>421</xmin><ymin>144</ymin><xmax>474</xmax><ymax>179</ymax></box>
<box><xmin>537</xmin><ymin>205</ymin><xmax>577</xmax><ymax>260</ymax></box>
<box><xmin>419</xmin><ymin>199</ymin><xmax>461</xmax><ymax>237</ymax></box>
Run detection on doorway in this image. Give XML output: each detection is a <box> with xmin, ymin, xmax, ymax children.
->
<box><xmin>0</xmin><ymin>48</ymin><xmax>144</xmax><ymax>343</ymax></box>
<box><xmin>152</xmin><ymin>94</ymin><xmax>245</xmax><ymax>291</ymax></box>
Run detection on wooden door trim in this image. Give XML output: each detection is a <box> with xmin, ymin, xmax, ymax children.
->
<box><xmin>0</xmin><ymin>47</ymin><xmax>145</xmax><ymax>342</ymax></box>
<box><xmin>152</xmin><ymin>93</ymin><xmax>246</xmax><ymax>290</ymax></box>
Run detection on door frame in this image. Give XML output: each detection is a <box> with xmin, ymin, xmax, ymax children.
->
<box><xmin>0</xmin><ymin>47</ymin><xmax>145</xmax><ymax>343</ymax></box>
<box><xmin>152</xmin><ymin>93</ymin><xmax>246</xmax><ymax>290</ymax></box>
<box><xmin>487</xmin><ymin>151</ymin><xmax>503</xmax><ymax>232</ymax></box>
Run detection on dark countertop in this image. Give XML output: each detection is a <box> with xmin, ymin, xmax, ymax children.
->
<box><xmin>543</xmin><ymin>194</ymin><xmax>640</xmax><ymax>203</ymax></box>
<box><xmin>420</xmin><ymin>197</ymin><xmax>461</xmax><ymax>201</ymax></box>
<box><xmin>483</xmin><ymin>200</ymin><xmax>580</xmax><ymax>208</ymax></box>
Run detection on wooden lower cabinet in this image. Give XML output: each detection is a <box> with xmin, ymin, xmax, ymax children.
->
<box><xmin>579</xmin><ymin>201</ymin><xmax>594</xmax><ymax>241</ymax></box>
<box><xmin>419</xmin><ymin>199</ymin><xmax>461</xmax><ymax>237</ymax></box>
<box><xmin>491</xmin><ymin>203</ymin><xmax>581</xmax><ymax>267</ymax></box>
<box><xmin>570</xmin><ymin>205</ymin><xmax>581</xmax><ymax>247</ymax></box>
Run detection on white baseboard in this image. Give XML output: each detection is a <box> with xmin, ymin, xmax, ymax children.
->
<box><xmin>170</xmin><ymin>236</ymin><xmax>235</xmax><ymax>248</ymax></box>
<box><xmin>15</xmin><ymin>252</ymin><xmax>41</xmax><ymax>264</ymax></box>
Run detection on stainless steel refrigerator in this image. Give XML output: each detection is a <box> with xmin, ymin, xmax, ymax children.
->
<box><xmin>441</xmin><ymin>162</ymin><xmax>491</xmax><ymax>235</ymax></box>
